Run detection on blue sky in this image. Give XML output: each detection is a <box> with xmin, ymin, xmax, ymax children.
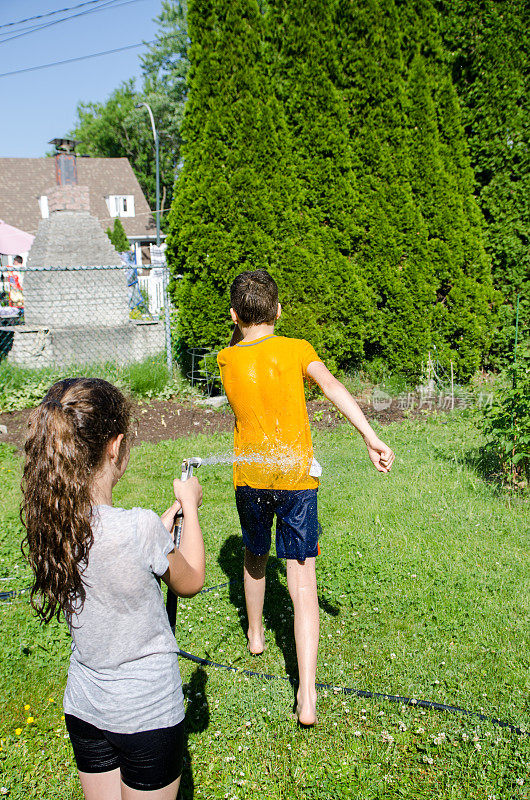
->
<box><xmin>0</xmin><ymin>0</ymin><xmax>162</xmax><ymax>157</ymax></box>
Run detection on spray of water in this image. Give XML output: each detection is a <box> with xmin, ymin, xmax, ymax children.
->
<box><xmin>199</xmin><ymin>451</ymin><xmax>300</xmax><ymax>469</ymax></box>
<box><xmin>199</xmin><ymin>453</ymin><xmax>234</xmax><ymax>466</ymax></box>
<box><xmin>198</xmin><ymin>451</ymin><xmax>322</xmax><ymax>476</ymax></box>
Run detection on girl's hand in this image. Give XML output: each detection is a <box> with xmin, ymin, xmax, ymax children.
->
<box><xmin>365</xmin><ymin>438</ymin><xmax>395</xmax><ymax>473</ymax></box>
<box><xmin>173</xmin><ymin>476</ymin><xmax>203</xmax><ymax>510</ymax></box>
<box><xmin>163</xmin><ymin>477</ymin><xmax>205</xmax><ymax>596</ymax></box>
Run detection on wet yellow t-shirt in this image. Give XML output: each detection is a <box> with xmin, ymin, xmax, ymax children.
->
<box><xmin>217</xmin><ymin>335</ymin><xmax>321</xmax><ymax>490</ymax></box>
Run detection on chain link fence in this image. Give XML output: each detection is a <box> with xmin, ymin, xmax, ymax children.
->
<box><xmin>0</xmin><ymin>263</ymin><xmax>172</xmax><ymax>391</ymax></box>
<box><xmin>370</xmin><ymin>350</ymin><xmax>495</xmax><ymax>414</ymax></box>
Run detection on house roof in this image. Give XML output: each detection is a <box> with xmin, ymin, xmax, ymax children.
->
<box><xmin>0</xmin><ymin>157</ymin><xmax>157</xmax><ymax>239</ymax></box>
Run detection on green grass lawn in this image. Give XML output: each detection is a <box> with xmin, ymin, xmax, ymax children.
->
<box><xmin>0</xmin><ymin>414</ymin><xmax>529</xmax><ymax>799</ymax></box>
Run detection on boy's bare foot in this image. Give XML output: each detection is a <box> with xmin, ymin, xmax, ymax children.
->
<box><xmin>295</xmin><ymin>692</ymin><xmax>318</xmax><ymax>727</ymax></box>
<box><xmin>247</xmin><ymin>627</ymin><xmax>266</xmax><ymax>655</ymax></box>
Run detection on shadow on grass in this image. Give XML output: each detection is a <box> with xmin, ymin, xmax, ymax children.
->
<box><xmin>433</xmin><ymin>442</ymin><xmax>507</xmax><ymax>495</ymax></box>
<box><xmin>464</xmin><ymin>446</ymin><xmax>506</xmax><ymax>486</ymax></box>
<box><xmin>218</xmin><ymin>535</ymin><xmax>339</xmax><ymax>693</ymax></box>
<box><xmin>178</xmin><ymin>667</ymin><xmax>209</xmax><ymax>800</ymax></box>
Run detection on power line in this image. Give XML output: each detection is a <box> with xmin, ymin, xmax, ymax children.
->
<box><xmin>0</xmin><ymin>0</ymin><xmax>121</xmax><ymax>41</ymax></box>
<box><xmin>0</xmin><ymin>0</ymin><xmax>128</xmax><ymax>45</ymax></box>
<box><xmin>0</xmin><ymin>0</ymin><xmax>146</xmax><ymax>46</ymax></box>
<box><xmin>0</xmin><ymin>39</ymin><xmax>156</xmax><ymax>78</ymax></box>
<box><xmin>0</xmin><ymin>0</ymin><xmax>110</xmax><ymax>31</ymax></box>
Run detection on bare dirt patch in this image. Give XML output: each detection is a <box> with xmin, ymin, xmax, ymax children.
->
<box><xmin>0</xmin><ymin>397</ymin><xmax>416</xmax><ymax>452</ymax></box>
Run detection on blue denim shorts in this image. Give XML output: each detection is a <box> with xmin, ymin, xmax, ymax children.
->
<box><xmin>235</xmin><ymin>486</ymin><xmax>319</xmax><ymax>560</ymax></box>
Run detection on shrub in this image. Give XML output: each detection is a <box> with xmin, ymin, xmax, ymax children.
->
<box><xmin>106</xmin><ymin>218</ymin><xmax>130</xmax><ymax>253</ymax></box>
<box><xmin>168</xmin><ymin>0</ymin><xmax>497</xmax><ymax>379</ymax></box>
<box><xmin>0</xmin><ymin>355</ymin><xmax>181</xmax><ymax>412</ymax></box>
<box><xmin>483</xmin><ymin>343</ymin><xmax>530</xmax><ymax>488</ymax></box>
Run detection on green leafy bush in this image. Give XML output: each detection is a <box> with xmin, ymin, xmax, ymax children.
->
<box><xmin>0</xmin><ymin>355</ymin><xmax>187</xmax><ymax>412</ymax></box>
<box><xmin>483</xmin><ymin>343</ymin><xmax>530</xmax><ymax>488</ymax></box>
<box><xmin>0</xmin><ymin>363</ymin><xmax>63</xmax><ymax>412</ymax></box>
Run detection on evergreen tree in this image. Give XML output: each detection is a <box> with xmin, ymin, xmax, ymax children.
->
<box><xmin>167</xmin><ymin>0</ymin><xmax>308</xmax><ymax>349</ymax></box>
<box><xmin>436</xmin><ymin>0</ymin><xmax>530</xmax><ymax>366</ymax></box>
<box><xmin>167</xmin><ymin>0</ymin><xmax>501</xmax><ymax>378</ymax></box>
<box><xmin>106</xmin><ymin>218</ymin><xmax>130</xmax><ymax>252</ymax></box>
<box><xmin>335</xmin><ymin>0</ymin><xmax>435</xmax><ymax>376</ymax></box>
<box><xmin>400</xmin><ymin>2</ymin><xmax>497</xmax><ymax>377</ymax></box>
<box><xmin>264</xmin><ymin>0</ymin><xmax>371</xmax><ymax>369</ymax></box>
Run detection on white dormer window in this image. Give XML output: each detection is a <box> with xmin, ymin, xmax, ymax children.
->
<box><xmin>39</xmin><ymin>195</ymin><xmax>49</xmax><ymax>218</ymax></box>
<box><xmin>105</xmin><ymin>195</ymin><xmax>135</xmax><ymax>218</ymax></box>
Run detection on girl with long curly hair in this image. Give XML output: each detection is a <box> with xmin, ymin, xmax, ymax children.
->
<box><xmin>22</xmin><ymin>377</ymin><xmax>205</xmax><ymax>800</ymax></box>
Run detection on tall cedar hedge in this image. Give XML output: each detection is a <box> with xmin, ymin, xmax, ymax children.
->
<box><xmin>436</xmin><ymin>0</ymin><xmax>530</xmax><ymax>367</ymax></box>
<box><xmin>167</xmin><ymin>0</ymin><xmax>310</xmax><ymax>348</ymax></box>
<box><xmin>167</xmin><ymin>0</ymin><xmax>500</xmax><ymax>378</ymax></box>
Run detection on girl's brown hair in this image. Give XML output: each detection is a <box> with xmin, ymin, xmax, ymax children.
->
<box><xmin>22</xmin><ymin>378</ymin><xmax>131</xmax><ymax>623</ymax></box>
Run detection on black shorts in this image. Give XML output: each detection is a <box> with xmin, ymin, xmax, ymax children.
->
<box><xmin>65</xmin><ymin>714</ymin><xmax>185</xmax><ymax>791</ymax></box>
<box><xmin>235</xmin><ymin>486</ymin><xmax>320</xmax><ymax>560</ymax></box>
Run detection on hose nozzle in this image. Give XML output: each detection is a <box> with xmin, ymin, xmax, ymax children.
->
<box><xmin>180</xmin><ymin>457</ymin><xmax>202</xmax><ymax>480</ymax></box>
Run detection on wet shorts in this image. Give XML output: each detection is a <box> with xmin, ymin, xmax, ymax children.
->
<box><xmin>65</xmin><ymin>714</ymin><xmax>185</xmax><ymax>791</ymax></box>
<box><xmin>235</xmin><ymin>486</ymin><xmax>319</xmax><ymax>560</ymax></box>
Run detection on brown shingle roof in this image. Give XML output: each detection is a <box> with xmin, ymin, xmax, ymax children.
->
<box><xmin>0</xmin><ymin>157</ymin><xmax>156</xmax><ymax>239</ymax></box>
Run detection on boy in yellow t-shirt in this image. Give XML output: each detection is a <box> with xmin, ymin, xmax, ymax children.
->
<box><xmin>217</xmin><ymin>270</ymin><xmax>394</xmax><ymax>726</ymax></box>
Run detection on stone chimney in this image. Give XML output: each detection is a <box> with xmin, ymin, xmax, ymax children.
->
<box><xmin>9</xmin><ymin>138</ymin><xmax>164</xmax><ymax>370</ymax></box>
<box><xmin>47</xmin><ymin>184</ymin><xmax>90</xmax><ymax>213</ymax></box>
<box><xmin>27</xmin><ymin>136</ymin><xmax>121</xmax><ymax>272</ymax></box>
<box><xmin>49</xmin><ymin>137</ymin><xmax>79</xmax><ymax>181</ymax></box>
<box><xmin>45</xmin><ymin>137</ymin><xmax>90</xmax><ymax>213</ymax></box>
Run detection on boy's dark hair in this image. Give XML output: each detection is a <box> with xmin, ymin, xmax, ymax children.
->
<box><xmin>13</xmin><ymin>255</ymin><xmax>23</xmax><ymax>264</ymax></box>
<box><xmin>230</xmin><ymin>270</ymin><xmax>279</xmax><ymax>325</ymax></box>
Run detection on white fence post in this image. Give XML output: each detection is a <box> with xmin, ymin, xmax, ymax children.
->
<box><xmin>138</xmin><ymin>271</ymin><xmax>165</xmax><ymax>315</ymax></box>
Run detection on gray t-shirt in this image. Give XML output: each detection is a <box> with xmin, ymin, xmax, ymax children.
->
<box><xmin>63</xmin><ymin>505</ymin><xmax>185</xmax><ymax>733</ymax></box>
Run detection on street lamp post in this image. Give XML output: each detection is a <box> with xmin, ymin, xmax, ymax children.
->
<box><xmin>136</xmin><ymin>102</ymin><xmax>160</xmax><ymax>246</ymax></box>
<box><xmin>136</xmin><ymin>102</ymin><xmax>172</xmax><ymax>373</ymax></box>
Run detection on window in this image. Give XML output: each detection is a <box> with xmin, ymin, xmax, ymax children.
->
<box><xmin>39</xmin><ymin>195</ymin><xmax>49</xmax><ymax>218</ymax></box>
<box><xmin>105</xmin><ymin>195</ymin><xmax>135</xmax><ymax>218</ymax></box>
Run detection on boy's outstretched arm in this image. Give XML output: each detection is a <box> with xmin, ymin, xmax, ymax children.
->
<box><xmin>306</xmin><ymin>361</ymin><xmax>395</xmax><ymax>473</ymax></box>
